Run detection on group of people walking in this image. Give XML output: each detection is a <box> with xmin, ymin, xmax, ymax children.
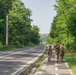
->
<box><xmin>46</xmin><ymin>41</ymin><xmax>66</xmax><ymax>62</ymax></box>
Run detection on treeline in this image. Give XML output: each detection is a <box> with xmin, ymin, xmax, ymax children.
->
<box><xmin>47</xmin><ymin>0</ymin><xmax>76</xmax><ymax>52</ymax></box>
<box><xmin>0</xmin><ymin>0</ymin><xmax>40</xmax><ymax>46</ymax></box>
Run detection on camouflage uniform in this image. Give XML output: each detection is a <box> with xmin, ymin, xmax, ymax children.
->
<box><xmin>45</xmin><ymin>45</ymin><xmax>48</xmax><ymax>53</ymax></box>
<box><xmin>47</xmin><ymin>44</ymin><xmax>53</xmax><ymax>62</ymax></box>
<box><xmin>60</xmin><ymin>44</ymin><xmax>66</xmax><ymax>61</ymax></box>
<box><xmin>48</xmin><ymin>48</ymin><xmax>52</xmax><ymax>62</ymax></box>
<box><xmin>54</xmin><ymin>42</ymin><xmax>60</xmax><ymax>62</ymax></box>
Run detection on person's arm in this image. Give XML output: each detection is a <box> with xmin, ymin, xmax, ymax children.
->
<box><xmin>52</xmin><ymin>45</ymin><xmax>54</xmax><ymax>49</ymax></box>
<box><xmin>54</xmin><ymin>44</ymin><xmax>56</xmax><ymax>48</ymax></box>
<box><xmin>64</xmin><ymin>45</ymin><xmax>67</xmax><ymax>52</ymax></box>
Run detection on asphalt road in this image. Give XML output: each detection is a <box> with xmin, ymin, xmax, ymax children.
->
<box><xmin>0</xmin><ymin>45</ymin><xmax>45</xmax><ymax>75</ymax></box>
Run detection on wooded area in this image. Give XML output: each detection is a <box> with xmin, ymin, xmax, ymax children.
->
<box><xmin>47</xmin><ymin>0</ymin><xmax>76</xmax><ymax>52</ymax></box>
<box><xmin>0</xmin><ymin>0</ymin><xmax>40</xmax><ymax>47</ymax></box>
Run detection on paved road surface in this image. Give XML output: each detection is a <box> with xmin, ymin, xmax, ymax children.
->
<box><xmin>33</xmin><ymin>50</ymin><xmax>72</xmax><ymax>75</ymax></box>
<box><xmin>0</xmin><ymin>46</ymin><xmax>45</xmax><ymax>75</ymax></box>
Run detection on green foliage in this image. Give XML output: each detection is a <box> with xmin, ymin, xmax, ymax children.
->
<box><xmin>8</xmin><ymin>0</ymin><xmax>32</xmax><ymax>45</ymax></box>
<box><xmin>64</xmin><ymin>53</ymin><xmax>76</xmax><ymax>75</ymax></box>
<box><xmin>0</xmin><ymin>0</ymin><xmax>40</xmax><ymax>47</ymax></box>
<box><xmin>67</xmin><ymin>7</ymin><xmax>76</xmax><ymax>43</ymax></box>
<box><xmin>46</xmin><ymin>0</ymin><xmax>76</xmax><ymax>52</ymax></box>
<box><xmin>0</xmin><ymin>0</ymin><xmax>12</xmax><ymax>14</ymax></box>
<box><xmin>30</xmin><ymin>25</ymin><xmax>40</xmax><ymax>45</ymax></box>
<box><xmin>46</xmin><ymin>34</ymin><xmax>51</xmax><ymax>44</ymax></box>
<box><xmin>0</xmin><ymin>0</ymin><xmax>13</xmax><ymax>45</ymax></box>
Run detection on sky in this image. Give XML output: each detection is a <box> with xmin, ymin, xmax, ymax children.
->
<box><xmin>21</xmin><ymin>0</ymin><xmax>57</xmax><ymax>34</ymax></box>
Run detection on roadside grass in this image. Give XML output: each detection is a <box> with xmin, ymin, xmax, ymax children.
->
<box><xmin>0</xmin><ymin>44</ymin><xmax>38</xmax><ymax>51</ymax></box>
<box><xmin>28</xmin><ymin>51</ymin><xmax>47</xmax><ymax>75</ymax></box>
<box><xmin>35</xmin><ymin>52</ymin><xmax>47</xmax><ymax>68</ymax></box>
<box><xmin>0</xmin><ymin>45</ymin><xmax>33</xmax><ymax>51</ymax></box>
<box><xmin>64</xmin><ymin>53</ymin><xmax>76</xmax><ymax>75</ymax></box>
<box><xmin>0</xmin><ymin>45</ymin><xmax>16</xmax><ymax>51</ymax></box>
<box><xmin>0</xmin><ymin>45</ymin><xmax>24</xmax><ymax>51</ymax></box>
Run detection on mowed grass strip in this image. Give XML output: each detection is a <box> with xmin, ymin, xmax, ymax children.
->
<box><xmin>64</xmin><ymin>53</ymin><xmax>76</xmax><ymax>75</ymax></box>
<box><xmin>35</xmin><ymin>52</ymin><xmax>47</xmax><ymax>68</ymax></box>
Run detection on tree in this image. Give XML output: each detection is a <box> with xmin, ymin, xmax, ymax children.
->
<box><xmin>47</xmin><ymin>0</ymin><xmax>76</xmax><ymax>51</ymax></box>
<box><xmin>0</xmin><ymin>0</ymin><xmax>13</xmax><ymax>45</ymax></box>
<box><xmin>8</xmin><ymin>0</ymin><xmax>32</xmax><ymax>45</ymax></box>
<box><xmin>31</xmin><ymin>25</ymin><xmax>40</xmax><ymax>45</ymax></box>
<box><xmin>0</xmin><ymin>0</ymin><xmax>41</xmax><ymax>46</ymax></box>
<box><xmin>67</xmin><ymin>7</ymin><xmax>76</xmax><ymax>43</ymax></box>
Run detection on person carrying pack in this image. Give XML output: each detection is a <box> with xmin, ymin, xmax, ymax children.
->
<box><xmin>54</xmin><ymin>40</ymin><xmax>60</xmax><ymax>62</ymax></box>
<box><xmin>47</xmin><ymin>42</ymin><xmax>53</xmax><ymax>62</ymax></box>
<box><xmin>60</xmin><ymin>44</ymin><xmax>66</xmax><ymax>61</ymax></box>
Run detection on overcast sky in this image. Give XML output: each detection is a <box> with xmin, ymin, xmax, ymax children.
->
<box><xmin>21</xmin><ymin>0</ymin><xmax>57</xmax><ymax>34</ymax></box>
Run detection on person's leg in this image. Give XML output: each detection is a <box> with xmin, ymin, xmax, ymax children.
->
<box><xmin>50</xmin><ymin>51</ymin><xmax>52</xmax><ymax>59</ymax></box>
<box><xmin>48</xmin><ymin>51</ymin><xmax>52</xmax><ymax>62</ymax></box>
<box><xmin>48</xmin><ymin>51</ymin><xmax>50</xmax><ymax>62</ymax></box>
<box><xmin>60</xmin><ymin>51</ymin><xmax>64</xmax><ymax>61</ymax></box>
<box><xmin>55</xmin><ymin>51</ymin><xmax>58</xmax><ymax>62</ymax></box>
<box><xmin>48</xmin><ymin>55</ymin><xmax>51</xmax><ymax>62</ymax></box>
<box><xmin>62</xmin><ymin>51</ymin><xmax>64</xmax><ymax>61</ymax></box>
<box><xmin>56</xmin><ymin>51</ymin><xmax>60</xmax><ymax>62</ymax></box>
<box><xmin>60</xmin><ymin>51</ymin><xmax>62</xmax><ymax>61</ymax></box>
<box><xmin>57</xmin><ymin>54</ymin><xmax>58</xmax><ymax>60</ymax></box>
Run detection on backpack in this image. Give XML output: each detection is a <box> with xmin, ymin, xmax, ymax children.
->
<box><xmin>48</xmin><ymin>44</ymin><xmax>52</xmax><ymax>50</ymax></box>
<box><xmin>60</xmin><ymin>45</ymin><xmax>65</xmax><ymax>51</ymax></box>
<box><xmin>54</xmin><ymin>43</ymin><xmax>60</xmax><ymax>49</ymax></box>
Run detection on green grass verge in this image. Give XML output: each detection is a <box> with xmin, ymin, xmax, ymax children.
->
<box><xmin>35</xmin><ymin>52</ymin><xmax>47</xmax><ymax>68</ymax></box>
<box><xmin>0</xmin><ymin>45</ymin><xmax>33</xmax><ymax>51</ymax></box>
<box><xmin>64</xmin><ymin>53</ymin><xmax>76</xmax><ymax>75</ymax></box>
<box><xmin>0</xmin><ymin>43</ymin><xmax>38</xmax><ymax>51</ymax></box>
<box><xmin>0</xmin><ymin>45</ymin><xmax>43</xmax><ymax>51</ymax></box>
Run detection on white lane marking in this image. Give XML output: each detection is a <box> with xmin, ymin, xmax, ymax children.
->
<box><xmin>65</xmin><ymin>63</ymin><xmax>74</xmax><ymax>75</ymax></box>
<box><xmin>55</xmin><ymin>67</ymin><xmax>58</xmax><ymax>71</ymax></box>
<box><xmin>55</xmin><ymin>63</ymin><xmax>57</xmax><ymax>66</ymax></box>
<box><xmin>55</xmin><ymin>73</ymin><xmax>58</xmax><ymax>75</ymax></box>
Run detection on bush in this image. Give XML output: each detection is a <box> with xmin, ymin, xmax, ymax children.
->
<box><xmin>66</xmin><ymin>42</ymin><xmax>76</xmax><ymax>52</ymax></box>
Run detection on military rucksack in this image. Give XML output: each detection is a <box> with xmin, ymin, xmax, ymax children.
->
<box><xmin>48</xmin><ymin>44</ymin><xmax>52</xmax><ymax>50</ymax></box>
<box><xmin>54</xmin><ymin>43</ymin><xmax>60</xmax><ymax>50</ymax></box>
<box><xmin>60</xmin><ymin>45</ymin><xmax>65</xmax><ymax>51</ymax></box>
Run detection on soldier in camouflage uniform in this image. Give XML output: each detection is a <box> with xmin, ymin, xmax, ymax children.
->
<box><xmin>60</xmin><ymin>44</ymin><xmax>66</xmax><ymax>61</ymax></box>
<box><xmin>47</xmin><ymin>42</ymin><xmax>53</xmax><ymax>62</ymax></box>
<box><xmin>54</xmin><ymin>41</ymin><xmax>60</xmax><ymax>62</ymax></box>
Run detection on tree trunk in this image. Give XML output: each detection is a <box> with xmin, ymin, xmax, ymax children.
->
<box><xmin>6</xmin><ymin>14</ymin><xmax>8</xmax><ymax>46</ymax></box>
